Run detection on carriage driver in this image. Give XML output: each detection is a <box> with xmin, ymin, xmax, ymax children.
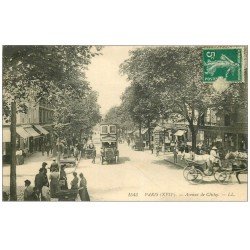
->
<box><xmin>209</xmin><ymin>146</ymin><xmax>222</xmax><ymax>170</ymax></box>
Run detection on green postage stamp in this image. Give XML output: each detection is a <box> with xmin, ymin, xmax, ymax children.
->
<box><xmin>203</xmin><ymin>48</ymin><xmax>243</xmax><ymax>83</ymax></box>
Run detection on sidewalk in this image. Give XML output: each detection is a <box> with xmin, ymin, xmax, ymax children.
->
<box><xmin>3</xmin><ymin>152</ymin><xmax>54</xmax><ymax>187</ymax></box>
<box><xmin>144</xmin><ymin>149</ymin><xmax>186</xmax><ymax>168</ymax></box>
<box><xmin>163</xmin><ymin>153</ymin><xmax>186</xmax><ymax>168</ymax></box>
<box><xmin>3</xmin><ymin>151</ymin><xmax>54</xmax><ymax>168</ymax></box>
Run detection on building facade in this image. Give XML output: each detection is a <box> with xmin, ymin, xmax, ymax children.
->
<box><xmin>3</xmin><ymin>101</ymin><xmax>54</xmax><ymax>163</ymax></box>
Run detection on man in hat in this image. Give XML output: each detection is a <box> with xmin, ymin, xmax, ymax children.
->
<box><xmin>50</xmin><ymin>158</ymin><xmax>59</xmax><ymax>172</ymax></box>
<box><xmin>209</xmin><ymin>146</ymin><xmax>222</xmax><ymax>172</ymax></box>
<box><xmin>41</xmin><ymin>162</ymin><xmax>49</xmax><ymax>187</ymax></box>
<box><xmin>35</xmin><ymin>168</ymin><xmax>46</xmax><ymax>200</ymax></box>
<box><xmin>24</xmin><ymin>180</ymin><xmax>34</xmax><ymax>201</ymax></box>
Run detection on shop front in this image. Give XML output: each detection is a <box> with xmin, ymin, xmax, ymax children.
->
<box><xmin>23</xmin><ymin>126</ymin><xmax>41</xmax><ymax>153</ymax></box>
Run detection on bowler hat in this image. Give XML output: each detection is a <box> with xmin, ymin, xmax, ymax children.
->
<box><xmin>24</xmin><ymin>180</ymin><xmax>31</xmax><ymax>185</ymax></box>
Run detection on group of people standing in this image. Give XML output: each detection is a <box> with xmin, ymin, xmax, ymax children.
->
<box><xmin>23</xmin><ymin>159</ymin><xmax>90</xmax><ymax>201</ymax></box>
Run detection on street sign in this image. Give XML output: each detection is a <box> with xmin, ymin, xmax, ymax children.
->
<box><xmin>203</xmin><ymin>48</ymin><xmax>243</xmax><ymax>83</ymax></box>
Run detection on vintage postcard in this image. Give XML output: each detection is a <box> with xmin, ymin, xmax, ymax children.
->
<box><xmin>2</xmin><ymin>45</ymin><xmax>248</xmax><ymax>202</ymax></box>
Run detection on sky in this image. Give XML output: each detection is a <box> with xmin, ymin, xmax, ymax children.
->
<box><xmin>86</xmin><ymin>46</ymin><xmax>139</xmax><ymax>115</ymax></box>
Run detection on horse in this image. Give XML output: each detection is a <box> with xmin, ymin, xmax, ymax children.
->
<box><xmin>225</xmin><ymin>151</ymin><xmax>248</xmax><ymax>184</ymax></box>
<box><xmin>180</xmin><ymin>151</ymin><xmax>216</xmax><ymax>172</ymax></box>
<box><xmin>180</xmin><ymin>151</ymin><xmax>212</xmax><ymax>162</ymax></box>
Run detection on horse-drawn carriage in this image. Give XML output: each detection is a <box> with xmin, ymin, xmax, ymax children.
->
<box><xmin>182</xmin><ymin>151</ymin><xmax>248</xmax><ymax>185</ymax></box>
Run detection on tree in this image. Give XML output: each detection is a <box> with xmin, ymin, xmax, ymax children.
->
<box><xmin>53</xmin><ymin>89</ymin><xmax>102</xmax><ymax>141</ymax></box>
<box><xmin>119</xmin><ymin>82</ymin><xmax>163</xmax><ymax>145</ymax></box>
<box><xmin>120</xmin><ymin>46</ymin><xmax>247</xmax><ymax>150</ymax></box>
<box><xmin>2</xmin><ymin>45</ymin><xmax>102</xmax><ymax>200</ymax></box>
<box><xmin>104</xmin><ymin>105</ymin><xmax>134</xmax><ymax>136</ymax></box>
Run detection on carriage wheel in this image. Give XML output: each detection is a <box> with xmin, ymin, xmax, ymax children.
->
<box><xmin>183</xmin><ymin>166</ymin><xmax>192</xmax><ymax>180</ymax></box>
<box><xmin>214</xmin><ymin>170</ymin><xmax>221</xmax><ymax>181</ymax></box>
<box><xmin>217</xmin><ymin>171</ymin><xmax>232</xmax><ymax>185</ymax></box>
<box><xmin>186</xmin><ymin>168</ymin><xmax>203</xmax><ymax>184</ymax></box>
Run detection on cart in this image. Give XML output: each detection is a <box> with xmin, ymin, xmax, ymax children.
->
<box><xmin>183</xmin><ymin>159</ymin><xmax>226</xmax><ymax>184</ymax></box>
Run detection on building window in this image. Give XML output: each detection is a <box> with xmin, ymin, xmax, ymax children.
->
<box><xmin>101</xmin><ymin>125</ymin><xmax>108</xmax><ymax>134</ymax></box>
<box><xmin>109</xmin><ymin>125</ymin><xmax>116</xmax><ymax>134</ymax></box>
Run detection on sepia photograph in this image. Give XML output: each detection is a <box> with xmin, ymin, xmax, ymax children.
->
<box><xmin>2</xmin><ymin>45</ymin><xmax>248</xmax><ymax>202</ymax></box>
<box><xmin>1</xmin><ymin>1</ymin><xmax>250</xmax><ymax>250</ymax></box>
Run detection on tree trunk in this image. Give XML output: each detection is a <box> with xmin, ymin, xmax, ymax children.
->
<box><xmin>147</xmin><ymin>121</ymin><xmax>151</xmax><ymax>147</ymax></box>
<box><xmin>10</xmin><ymin>101</ymin><xmax>17</xmax><ymax>201</ymax></box>
<box><xmin>57</xmin><ymin>137</ymin><xmax>61</xmax><ymax>167</ymax></box>
<box><xmin>139</xmin><ymin>122</ymin><xmax>142</xmax><ymax>140</ymax></box>
<box><xmin>190</xmin><ymin>125</ymin><xmax>197</xmax><ymax>152</ymax></box>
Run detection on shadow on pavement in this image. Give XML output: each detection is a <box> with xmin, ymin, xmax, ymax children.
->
<box><xmin>118</xmin><ymin>157</ymin><xmax>131</xmax><ymax>164</ymax></box>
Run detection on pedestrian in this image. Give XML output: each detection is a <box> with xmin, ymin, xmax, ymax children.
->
<box><xmin>70</xmin><ymin>172</ymin><xmax>79</xmax><ymax>190</ymax></box>
<box><xmin>91</xmin><ymin>146</ymin><xmax>96</xmax><ymax>164</ymax></box>
<box><xmin>41</xmin><ymin>143</ymin><xmax>45</xmax><ymax>156</ymax></box>
<box><xmin>173</xmin><ymin>146</ymin><xmax>178</xmax><ymax>163</ymax></box>
<box><xmin>156</xmin><ymin>145</ymin><xmax>160</xmax><ymax>156</ymax></box>
<box><xmin>41</xmin><ymin>185</ymin><xmax>51</xmax><ymax>201</ymax></box>
<box><xmin>150</xmin><ymin>144</ymin><xmax>154</xmax><ymax>154</ymax></box>
<box><xmin>74</xmin><ymin>147</ymin><xmax>80</xmax><ymax>161</ymax></box>
<box><xmin>41</xmin><ymin>162</ymin><xmax>49</xmax><ymax>186</ymax></box>
<box><xmin>24</xmin><ymin>180</ymin><xmax>34</xmax><ymax>201</ymax></box>
<box><xmin>16</xmin><ymin>148</ymin><xmax>24</xmax><ymax>165</ymax></box>
<box><xmin>45</xmin><ymin>142</ymin><xmax>51</xmax><ymax>157</ymax></box>
<box><xmin>49</xmin><ymin>168</ymin><xmax>60</xmax><ymax>198</ymax></box>
<box><xmin>184</xmin><ymin>144</ymin><xmax>189</xmax><ymax>153</ymax></box>
<box><xmin>35</xmin><ymin>168</ymin><xmax>46</xmax><ymax>200</ymax></box>
<box><xmin>50</xmin><ymin>158</ymin><xmax>59</xmax><ymax>172</ymax></box>
<box><xmin>2</xmin><ymin>191</ymin><xmax>9</xmax><ymax>201</ymax></box>
<box><xmin>127</xmin><ymin>138</ymin><xmax>130</xmax><ymax>147</ymax></box>
<box><xmin>59</xmin><ymin>165</ymin><xmax>68</xmax><ymax>190</ymax></box>
<box><xmin>78</xmin><ymin>173</ymin><xmax>90</xmax><ymax>201</ymax></box>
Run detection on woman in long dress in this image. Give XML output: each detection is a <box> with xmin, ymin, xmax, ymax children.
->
<box><xmin>59</xmin><ymin>165</ymin><xmax>68</xmax><ymax>190</ymax></box>
<box><xmin>78</xmin><ymin>173</ymin><xmax>90</xmax><ymax>201</ymax></box>
<box><xmin>49</xmin><ymin>168</ymin><xmax>60</xmax><ymax>198</ymax></box>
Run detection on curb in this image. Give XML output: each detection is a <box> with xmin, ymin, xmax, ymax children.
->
<box><xmin>164</xmin><ymin>158</ymin><xmax>185</xmax><ymax>169</ymax></box>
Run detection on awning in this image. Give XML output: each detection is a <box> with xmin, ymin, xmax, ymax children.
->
<box><xmin>34</xmin><ymin>125</ymin><xmax>49</xmax><ymax>135</ymax></box>
<box><xmin>24</xmin><ymin>127</ymin><xmax>40</xmax><ymax>137</ymax></box>
<box><xmin>174</xmin><ymin>130</ymin><xmax>185</xmax><ymax>136</ymax></box>
<box><xmin>3</xmin><ymin>128</ymin><xmax>10</xmax><ymax>142</ymax></box>
<box><xmin>16</xmin><ymin>127</ymin><xmax>30</xmax><ymax>139</ymax></box>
